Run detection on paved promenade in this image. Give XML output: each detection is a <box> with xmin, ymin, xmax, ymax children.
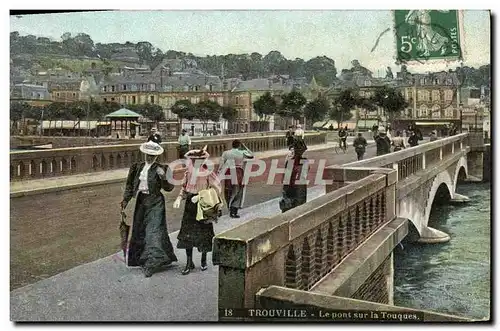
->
<box><xmin>11</xmin><ymin>186</ymin><xmax>326</xmax><ymax>322</ymax></box>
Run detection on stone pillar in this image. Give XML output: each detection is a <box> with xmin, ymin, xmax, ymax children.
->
<box><xmin>386</xmin><ymin>252</ymin><xmax>394</xmax><ymax>305</ymax></box>
<box><xmin>466</xmin><ymin>150</ymin><xmax>484</xmax><ymax>181</ymax></box>
<box><xmin>422</xmin><ymin>153</ymin><xmax>426</xmax><ymax>169</ymax></box>
<box><xmin>213</xmin><ymin>217</ymin><xmax>289</xmax><ymax>320</ymax></box>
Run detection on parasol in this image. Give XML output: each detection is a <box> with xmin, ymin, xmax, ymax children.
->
<box><xmin>119</xmin><ymin>211</ymin><xmax>130</xmax><ymax>261</ymax></box>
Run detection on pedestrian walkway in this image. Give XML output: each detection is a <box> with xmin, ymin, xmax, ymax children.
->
<box><xmin>10</xmin><ymin>143</ymin><xmax>338</xmax><ymax>196</ymax></box>
<box><xmin>10</xmin><ymin>186</ymin><xmax>326</xmax><ymax>321</ymax></box>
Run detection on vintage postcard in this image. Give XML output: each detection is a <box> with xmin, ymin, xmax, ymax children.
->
<box><xmin>9</xmin><ymin>8</ymin><xmax>491</xmax><ymax>325</ymax></box>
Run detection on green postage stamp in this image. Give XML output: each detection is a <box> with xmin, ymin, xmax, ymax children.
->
<box><xmin>394</xmin><ymin>10</ymin><xmax>465</xmax><ymax>63</ymax></box>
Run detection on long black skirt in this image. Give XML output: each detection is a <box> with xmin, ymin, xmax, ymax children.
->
<box><xmin>127</xmin><ymin>193</ymin><xmax>178</xmax><ymax>268</ymax></box>
<box><xmin>177</xmin><ymin>193</ymin><xmax>215</xmax><ymax>253</ymax></box>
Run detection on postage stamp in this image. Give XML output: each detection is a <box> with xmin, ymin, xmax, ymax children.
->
<box><xmin>393</xmin><ymin>10</ymin><xmax>465</xmax><ymax>64</ymax></box>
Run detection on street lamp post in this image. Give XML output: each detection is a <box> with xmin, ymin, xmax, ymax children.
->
<box><xmin>459</xmin><ymin>102</ymin><xmax>463</xmax><ymax>133</ymax></box>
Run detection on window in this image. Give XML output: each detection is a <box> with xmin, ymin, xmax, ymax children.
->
<box><xmin>445</xmin><ymin>107</ymin><xmax>454</xmax><ymax>118</ymax></box>
<box><xmin>432</xmin><ymin>90</ymin><xmax>440</xmax><ymax>101</ymax></box>
<box><xmin>420</xmin><ymin>78</ymin><xmax>425</xmax><ymax>85</ymax></box>
<box><xmin>111</xmin><ymin>85</ymin><xmax>115</xmax><ymax>92</ymax></box>
<box><xmin>123</xmin><ymin>85</ymin><xmax>127</xmax><ymax>91</ymax></box>
<box><xmin>431</xmin><ymin>105</ymin><xmax>441</xmax><ymax>118</ymax></box>
<box><xmin>150</xmin><ymin>95</ymin><xmax>155</xmax><ymax>104</ymax></box>
<box><xmin>209</xmin><ymin>84</ymin><xmax>213</xmax><ymax>92</ymax></box>
<box><xmin>132</xmin><ymin>96</ymin><xmax>136</xmax><ymax>104</ymax></box>
<box><xmin>103</xmin><ymin>86</ymin><xmax>108</xmax><ymax>92</ymax></box>
<box><xmin>235</xmin><ymin>97</ymin><xmax>239</xmax><ymax>105</ymax></box>
<box><xmin>195</xmin><ymin>85</ymin><xmax>199</xmax><ymax>92</ymax></box>
<box><xmin>103</xmin><ymin>98</ymin><xmax>107</xmax><ymax>102</ymax></box>
<box><xmin>111</xmin><ymin>98</ymin><xmax>115</xmax><ymax>102</ymax></box>
<box><xmin>150</xmin><ymin>84</ymin><xmax>156</xmax><ymax>91</ymax></box>
<box><xmin>444</xmin><ymin>90</ymin><xmax>453</xmax><ymax>101</ymax></box>
<box><xmin>72</xmin><ymin>93</ymin><xmax>76</xmax><ymax>97</ymax></box>
<box><xmin>56</xmin><ymin>92</ymin><xmax>60</xmax><ymax>97</ymax></box>
<box><xmin>38</xmin><ymin>93</ymin><xmax>43</xmax><ymax>99</ymax></box>
<box><xmin>419</xmin><ymin>105</ymin><xmax>429</xmax><ymax>118</ymax></box>
<box><xmin>131</xmin><ymin>84</ymin><xmax>137</xmax><ymax>92</ymax></box>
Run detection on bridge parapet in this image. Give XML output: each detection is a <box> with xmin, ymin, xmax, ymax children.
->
<box><xmin>255</xmin><ymin>286</ymin><xmax>473</xmax><ymax>322</ymax></box>
<box><xmin>325</xmin><ymin>133</ymin><xmax>469</xmax><ymax>188</ymax></box>
<box><xmin>9</xmin><ymin>132</ymin><xmax>327</xmax><ymax>181</ymax></box>
<box><xmin>213</xmin><ymin>168</ymin><xmax>397</xmax><ymax>312</ymax></box>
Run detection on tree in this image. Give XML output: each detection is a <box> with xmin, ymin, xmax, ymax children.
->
<box><xmin>171</xmin><ymin>99</ymin><xmax>196</xmax><ymax>134</ymax></box>
<box><xmin>304</xmin><ymin>97</ymin><xmax>330</xmax><ymax>128</ymax></box>
<box><xmin>140</xmin><ymin>103</ymin><xmax>165</xmax><ymax>127</ymax></box>
<box><xmin>253</xmin><ymin>92</ymin><xmax>277</xmax><ymax>123</ymax></box>
<box><xmin>371</xmin><ymin>86</ymin><xmax>409</xmax><ymax>126</ymax></box>
<box><xmin>278</xmin><ymin>91</ymin><xmax>307</xmax><ymax>127</ymax></box>
<box><xmin>332</xmin><ymin>88</ymin><xmax>361</xmax><ymax>128</ymax></box>
<box><xmin>10</xmin><ymin>101</ymin><xmax>30</xmax><ymax>134</ymax></box>
<box><xmin>67</xmin><ymin>101</ymin><xmax>88</xmax><ymax>135</ymax></box>
<box><xmin>195</xmin><ymin>100</ymin><xmax>222</xmax><ymax>136</ymax></box>
<box><xmin>221</xmin><ymin>106</ymin><xmax>237</xmax><ymax>134</ymax></box>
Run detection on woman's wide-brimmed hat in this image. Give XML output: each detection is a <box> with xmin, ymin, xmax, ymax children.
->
<box><xmin>140</xmin><ymin>141</ymin><xmax>164</xmax><ymax>156</ymax></box>
<box><xmin>185</xmin><ymin>145</ymin><xmax>210</xmax><ymax>159</ymax></box>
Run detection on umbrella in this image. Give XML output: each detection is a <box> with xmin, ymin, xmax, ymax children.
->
<box><xmin>119</xmin><ymin>211</ymin><xmax>130</xmax><ymax>261</ymax></box>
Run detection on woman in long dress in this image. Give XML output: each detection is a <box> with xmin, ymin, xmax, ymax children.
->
<box><xmin>120</xmin><ymin>141</ymin><xmax>178</xmax><ymax>278</ymax></box>
<box><xmin>173</xmin><ymin>147</ymin><xmax>222</xmax><ymax>275</ymax></box>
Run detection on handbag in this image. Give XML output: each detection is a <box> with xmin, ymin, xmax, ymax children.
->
<box><xmin>196</xmin><ymin>178</ymin><xmax>223</xmax><ymax>221</ymax></box>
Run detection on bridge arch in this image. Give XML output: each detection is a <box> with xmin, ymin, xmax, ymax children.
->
<box><xmin>426</xmin><ymin>183</ymin><xmax>453</xmax><ymax>230</ymax></box>
<box><xmin>422</xmin><ymin>169</ymin><xmax>454</xmax><ymax>231</ymax></box>
<box><xmin>453</xmin><ymin>156</ymin><xmax>468</xmax><ymax>188</ymax></box>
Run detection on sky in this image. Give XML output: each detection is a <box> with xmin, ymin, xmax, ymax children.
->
<box><xmin>10</xmin><ymin>10</ymin><xmax>490</xmax><ymax>75</ymax></box>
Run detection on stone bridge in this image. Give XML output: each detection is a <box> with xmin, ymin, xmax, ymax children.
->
<box><xmin>10</xmin><ymin>132</ymin><xmax>487</xmax><ymax>322</ymax></box>
<box><xmin>213</xmin><ymin>132</ymin><xmax>485</xmax><ymax>322</ymax></box>
<box><xmin>325</xmin><ymin>132</ymin><xmax>480</xmax><ymax>243</ymax></box>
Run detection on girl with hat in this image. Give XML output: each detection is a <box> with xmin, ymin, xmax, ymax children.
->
<box><xmin>173</xmin><ymin>146</ymin><xmax>222</xmax><ymax>275</ymax></box>
<box><xmin>120</xmin><ymin>141</ymin><xmax>178</xmax><ymax>277</ymax></box>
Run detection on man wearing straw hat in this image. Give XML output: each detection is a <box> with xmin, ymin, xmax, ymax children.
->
<box><xmin>120</xmin><ymin>141</ymin><xmax>177</xmax><ymax>278</ymax></box>
<box><xmin>173</xmin><ymin>146</ymin><xmax>222</xmax><ymax>275</ymax></box>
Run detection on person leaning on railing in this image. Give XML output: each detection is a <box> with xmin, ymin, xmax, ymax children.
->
<box><xmin>177</xmin><ymin>129</ymin><xmax>191</xmax><ymax>159</ymax></box>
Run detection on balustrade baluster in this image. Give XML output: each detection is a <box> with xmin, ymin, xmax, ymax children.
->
<box><xmin>368</xmin><ymin>196</ymin><xmax>375</xmax><ymax>232</ymax></box>
<box><xmin>379</xmin><ymin>190</ymin><xmax>386</xmax><ymax>225</ymax></box>
<box><xmin>301</xmin><ymin>237</ymin><xmax>312</xmax><ymax>290</ymax></box>
<box><xmin>326</xmin><ymin>222</ymin><xmax>336</xmax><ymax>269</ymax></box>
<box><xmin>336</xmin><ymin>214</ymin><xmax>347</xmax><ymax>262</ymax></box>
<box><xmin>285</xmin><ymin>245</ymin><xmax>299</xmax><ymax>289</ymax></box>
<box><xmin>354</xmin><ymin>204</ymin><xmax>363</xmax><ymax>244</ymax></box>
<box><xmin>314</xmin><ymin>230</ymin><xmax>323</xmax><ymax>279</ymax></box>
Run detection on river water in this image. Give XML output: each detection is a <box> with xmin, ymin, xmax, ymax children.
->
<box><xmin>393</xmin><ymin>182</ymin><xmax>491</xmax><ymax>320</ymax></box>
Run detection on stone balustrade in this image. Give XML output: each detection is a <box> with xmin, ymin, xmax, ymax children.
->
<box><xmin>10</xmin><ymin>130</ymin><xmax>296</xmax><ymax>149</ymax></box>
<box><xmin>213</xmin><ymin>166</ymin><xmax>396</xmax><ymax>311</ymax></box>
<box><xmin>10</xmin><ymin>133</ymin><xmax>326</xmax><ymax>181</ymax></box>
<box><xmin>326</xmin><ymin>133</ymin><xmax>469</xmax><ymax>188</ymax></box>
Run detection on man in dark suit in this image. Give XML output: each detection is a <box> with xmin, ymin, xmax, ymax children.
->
<box><xmin>147</xmin><ymin>127</ymin><xmax>162</xmax><ymax>144</ymax></box>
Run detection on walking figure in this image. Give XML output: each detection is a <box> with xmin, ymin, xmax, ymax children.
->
<box><xmin>173</xmin><ymin>147</ymin><xmax>222</xmax><ymax>275</ymax></box>
<box><xmin>219</xmin><ymin>140</ymin><xmax>254</xmax><ymax>218</ymax></box>
<box><xmin>353</xmin><ymin>132</ymin><xmax>368</xmax><ymax>160</ymax></box>
<box><xmin>392</xmin><ymin>131</ymin><xmax>406</xmax><ymax>152</ymax></box>
<box><xmin>375</xmin><ymin>128</ymin><xmax>391</xmax><ymax>156</ymax></box>
<box><xmin>120</xmin><ymin>141</ymin><xmax>178</xmax><ymax>278</ymax></box>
